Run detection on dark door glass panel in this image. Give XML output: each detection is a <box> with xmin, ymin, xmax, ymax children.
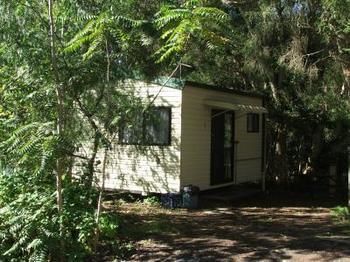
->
<box><xmin>211</xmin><ymin>110</ymin><xmax>234</xmax><ymax>185</ymax></box>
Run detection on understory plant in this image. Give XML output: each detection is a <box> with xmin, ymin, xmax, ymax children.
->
<box><xmin>0</xmin><ymin>167</ymin><xmax>121</xmax><ymax>261</ymax></box>
<box><xmin>332</xmin><ymin>206</ymin><xmax>350</xmax><ymax>222</ymax></box>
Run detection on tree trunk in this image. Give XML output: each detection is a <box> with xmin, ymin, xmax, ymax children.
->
<box><xmin>310</xmin><ymin>124</ymin><xmax>324</xmax><ymax>172</ymax></box>
<box><xmin>85</xmin><ymin>131</ymin><xmax>100</xmax><ymax>188</ymax></box>
<box><xmin>93</xmin><ymin>147</ymin><xmax>108</xmax><ymax>252</ymax></box>
<box><xmin>92</xmin><ymin>38</ymin><xmax>112</xmax><ymax>252</ymax></box>
<box><xmin>48</xmin><ymin>0</ymin><xmax>65</xmax><ymax>260</ymax></box>
<box><xmin>275</xmin><ymin>125</ymin><xmax>289</xmax><ymax>187</ymax></box>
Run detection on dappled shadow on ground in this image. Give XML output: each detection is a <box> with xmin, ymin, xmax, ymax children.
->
<box><xmin>127</xmin><ymin>193</ymin><xmax>350</xmax><ymax>261</ymax></box>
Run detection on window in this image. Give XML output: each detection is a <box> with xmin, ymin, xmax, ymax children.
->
<box><xmin>119</xmin><ymin>107</ymin><xmax>171</xmax><ymax>146</ymax></box>
<box><xmin>144</xmin><ymin>107</ymin><xmax>171</xmax><ymax>145</ymax></box>
<box><xmin>247</xmin><ymin>113</ymin><xmax>259</xmax><ymax>133</ymax></box>
<box><xmin>119</xmin><ymin>113</ymin><xmax>143</xmax><ymax>144</ymax></box>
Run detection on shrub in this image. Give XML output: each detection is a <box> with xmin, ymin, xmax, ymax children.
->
<box><xmin>0</xmin><ymin>168</ymin><xmax>99</xmax><ymax>261</ymax></box>
<box><xmin>0</xmin><ymin>168</ymin><xmax>60</xmax><ymax>261</ymax></box>
<box><xmin>332</xmin><ymin>206</ymin><xmax>350</xmax><ymax>222</ymax></box>
<box><xmin>143</xmin><ymin>195</ymin><xmax>160</xmax><ymax>206</ymax></box>
<box><xmin>99</xmin><ymin>212</ymin><xmax>120</xmax><ymax>239</ymax></box>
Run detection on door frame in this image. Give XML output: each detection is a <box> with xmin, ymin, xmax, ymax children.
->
<box><xmin>210</xmin><ymin>109</ymin><xmax>235</xmax><ymax>185</ymax></box>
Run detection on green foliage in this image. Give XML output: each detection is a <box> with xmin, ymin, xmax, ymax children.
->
<box><xmin>155</xmin><ymin>0</ymin><xmax>232</xmax><ymax>63</ymax></box>
<box><xmin>332</xmin><ymin>206</ymin><xmax>350</xmax><ymax>222</ymax></box>
<box><xmin>62</xmin><ymin>183</ymin><xmax>99</xmax><ymax>258</ymax></box>
<box><xmin>319</xmin><ymin>0</ymin><xmax>350</xmax><ymax>46</ymax></box>
<box><xmin>0</xmin><ymin>168</ymin><xmax>58</xmax><ymax>261</ymax></box>
<box><xmin>143</xmin><ymin>195</ymin><xmax>161</xmax><ymax>206</ymax></box>
<box><xmin>65</xmin><ymin>11</ymin><xmax>144</xmax><ymax>61</ymax></box>
<box><xmin>0</xmin><ymin>168</ymin><xmax>102</xmax><ymax>261</ymax></box>
<box><xmin>1</xmin><ymin>122</ymin><xmax>56</xmax><ymax>172</ymax></box>
<box><xmin>99</xmin><ymin>212</ymin><xmax>120</xmax><ymax>239</ymax></box>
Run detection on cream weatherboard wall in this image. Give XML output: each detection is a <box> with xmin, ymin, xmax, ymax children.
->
<box><xmin>93</xmin><ymin>82</ymin><xmax>182</xmax><ymax>193</ymax></box>
<box><xmin>180</xmin><ymin>85</ymin><xmax>263</xmax><ymax>191</ymax></box>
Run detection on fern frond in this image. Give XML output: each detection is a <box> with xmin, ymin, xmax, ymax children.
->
<box><xmin>65</xmin><ymin>18</ymin><xmax>99</xmax><ymax>53</ymax></box>
<box><xmin>111</xmin><ymin>15</ymin><xmax>145</xmax><ymax>28</ymax></box>
<box><xmin>193</xmin><ymin>7</ymin><xmax>230</xmax><ymax>24</ymax></box>
<box><xmin>9</xmin><ymin>222</ymin><xmax>22</xmax><ymax>235</ymax></box>
<box><xmin>155</xmin><ymin>9</ymin><xmax>191</xmax><ymax>29</ymax></box>
<box><xmin>29</xmin><ymin>247</ymin><xmax>48</xmax><ymax>262</ymax></box>
<box><xmin>18</xmin><ymin>135</ymin><xmax>43</xmax><ymax>155</ymax></box>
<box><xmin>2</xmin><ymin>122</ymin><xmax>53</xmax><ymax>155</ymax></box>
<box><xmin>3</xmin><ymin>241</ymin><xmax>20</xmax><ymax>256</ymax></box>
<box><xmin>82</xmin><ymin>35</ymin><xmax>103</xmax><ymax>61</ymax></box>
<box><xmin>26</xmin><ymin>238</ymin><xmax>42</xmax><ymax>251</ymax></box>
<box><xmin>183</xmin><ymin>0</ymin><xmax>205</xmax><ymax>9</ymax></box>
<box><xmin>18</xmin><ymin>233</ymin><xmax>30</xmax><ymax>246</ymax></box>
<box><xmin>66</xmin><ymin>11</ymin><xmax>144</xmax><ymax>60</ymax></box>
<box><xmin>35</xmin><ymin>150</ymin><xmax>53</xmax><ymax>176</ymax></box>
<box><xmin>155</xmin><ymin>0</ymin><xmax>231</xmax><ymax>62</ymax></box>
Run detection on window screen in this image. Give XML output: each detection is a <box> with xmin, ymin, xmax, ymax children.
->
<box><xmin>119</xmin><ymin>113</ymin><xmax>143</xmax><ymax>144</ymax></box>
<box><xmin>144</xmin><ymin>107</ymin><xmax>171</xmax><ymax>145</ymax></box>
<box><xmin>120</xmin><ymin>107</ymin><xmax>171</xmax><ymax>145</ymax></box>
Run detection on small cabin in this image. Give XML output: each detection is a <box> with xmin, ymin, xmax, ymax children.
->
<box><xmin>90</xmin><ymin>80</ymin><xmax>267</xmax><ymax>194</ymax></box>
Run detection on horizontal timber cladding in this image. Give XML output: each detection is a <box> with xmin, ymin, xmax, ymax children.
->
<box><xmin>74</xmin><ymin>80</ymin><xmax>265</xmax><ymax>193</ymax></box>
<box><xmin>180</xmin><ymin>85</ymin><xmax>263</xmax><ymax>190</ymax></box>
<box><xmin>95</xmin><ymin>81</ymin><xmax>182</xmax><ymax>193</ymax></box>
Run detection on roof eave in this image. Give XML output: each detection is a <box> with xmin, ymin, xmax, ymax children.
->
<box><xmin>184</xmin><ymin>81</ymin><xmax>264</xmax><ymax>99</ymax></box>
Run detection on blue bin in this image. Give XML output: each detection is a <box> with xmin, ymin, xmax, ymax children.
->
<box><xmin>161</xmin><ymin>193</ymin><xmax>182</xmax><ymax>209</ymax></box>
<box><xmin>182</xmin><ymin>185</ymin><xmax>200</xmax><ymax>209</ymax></box>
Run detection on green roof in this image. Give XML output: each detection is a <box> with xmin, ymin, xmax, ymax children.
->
<box><xmin>150</xmin><ymin>77</ymin><xmax>264</xmax><ymax>99</ymax></box>
<box><xmin>152</xmin><ymin>77</ymin><xmax>185</xmax><ymax>89</ymax></box>
<box><xmin>185</xmin><ymin>81</ymin><xmax>264</xmax><ymax>99</ymax></box>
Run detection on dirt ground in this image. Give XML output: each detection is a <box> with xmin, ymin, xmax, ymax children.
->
<box><xmin>116</xmin><ymin>193</ymin><xmax>350</xmax><ymax>261</ymax></box>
